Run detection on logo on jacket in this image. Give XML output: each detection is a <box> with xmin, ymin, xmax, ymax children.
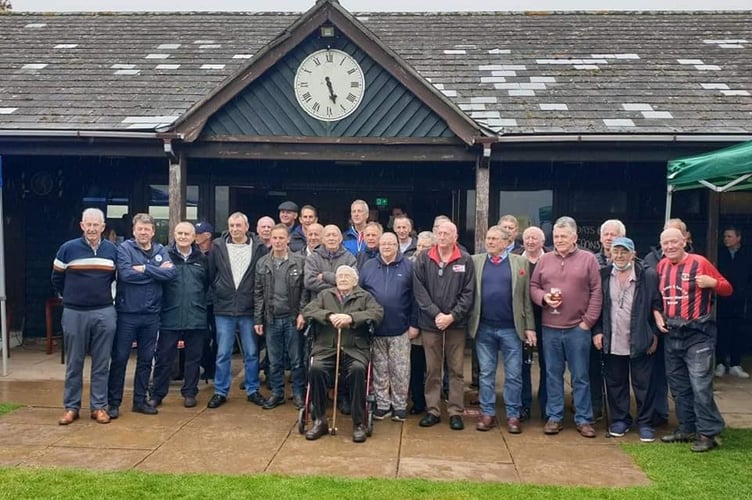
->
<box><xmin>452</xmin><ymin>264</ymin><xmax>466</xmax><ymax>273</ymax></box>
<box><xmin>155</xmin><ymin>254</ymin><xmax>163</xmax><ymax>263</ymax></box>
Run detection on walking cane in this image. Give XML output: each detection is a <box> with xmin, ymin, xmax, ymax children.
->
<box><xmin>601</xmin><ymin>353</ymin><xmax>611</xmax><ymax>438</ymax></box>
<box><xmin>329</xmin><ymin>327</ymin><xmax>343</xmax><ymax>436</ymax></box>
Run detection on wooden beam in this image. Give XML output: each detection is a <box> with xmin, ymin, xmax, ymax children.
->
<box><xmin>168</xmin><ymin>153</ymin><xmax>187</xmax><ymax>236</ymax></box>
<box><xmin>474</xmin><ymin>146</ymin><xmax>491</xmax><ymax>254</ymax></box>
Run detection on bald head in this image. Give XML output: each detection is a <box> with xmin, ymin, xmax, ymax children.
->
<box><xmin>660</xmin><ymin>227</ymin><xmax>687</xmax><ymax>263</ymax></box>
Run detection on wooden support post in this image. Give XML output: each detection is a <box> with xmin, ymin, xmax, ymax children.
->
<box><xmin>168</xmin><ymin>152</ymin><xmax>186</xmax><ymax>237</ymax></box>
<box><xmin>474</xmin><ymin>144</ymin><xmax>491</xmax><ymax>254</ymax></box>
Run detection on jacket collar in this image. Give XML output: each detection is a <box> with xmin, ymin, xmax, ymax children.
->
<box><xmin>428</xmin><ymin>244</ymin><xmax>462</xmax><ymax>265</ymax></box>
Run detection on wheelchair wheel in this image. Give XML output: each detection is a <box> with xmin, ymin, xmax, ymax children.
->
<box><xmin>297</xmin><ymin>407</ymin><xmax>306</xmax><ymax>435</ymax></box>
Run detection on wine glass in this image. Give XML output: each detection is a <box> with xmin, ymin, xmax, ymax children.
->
<box><xmin>550</xmin><ymin>287</ymin><xmax>562</xmax><ymax>315</ymax></box>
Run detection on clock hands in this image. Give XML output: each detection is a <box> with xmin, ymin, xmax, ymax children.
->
<box><xmin>325</xmin><ymin>76</ymin><xmax>337</xmax><ymax>104</ymax></box>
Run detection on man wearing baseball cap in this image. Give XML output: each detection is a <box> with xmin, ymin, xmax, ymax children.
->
<box><xmin>194</xmin><ymin>221</ymin><xmax>214</xmax><ymax>255</ymax></box>
<box><xmin>278</xmin><ymin>201</ymin><xmax>306</xmax><ymax>253</ymax></box>
<box><xmin>593</xmin><ymin>237</ymin><xmax>662</xmax><ymax>443</ymax></box>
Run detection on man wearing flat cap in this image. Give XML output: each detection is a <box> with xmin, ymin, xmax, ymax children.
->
<box><xmin>279</xmin><ymin>201</ymin><xmax>306</xmax><ymax>253</ymax></box>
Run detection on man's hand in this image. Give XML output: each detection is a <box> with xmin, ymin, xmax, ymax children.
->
<box><xmin>408</xmin><ymin>326</ymin><xmax>420</xmax><ymax>340</ymax></box>
<box><xmin>160</xmin><ymin>261</ymin><xmax>174</xmax><ymax>269</ymax></box>
<box><xmin>654</xmin><ymin>310</ymin><xmax>668</xmax><ymax>333</ymax></box>
<box><xmin>296</xmin><ymin>313</ymin><xmax>306</xmax><ymax>331</ymax></box>
<box><xmin>647</xmin><ymin>334</ymin><xmax>658</xmax><ymax>355</ymax></box>
<box><xmin>434</xmin><ymin>313</ymin><xmax>454</xmax><ymax>331</ymax></box>
<box><xmin>330</xmin><ymin>313</ymin><xmax>353</xmax><ymax>329</ymax></box>
<box><xmin>578</xmin><ymin>322</ymin><xmax>590</xmax><ymax>331</ymax></box>
<box><xmin>524</xmin><ymin>330</ymin><xmax>537</xmax><ymax>347</ymax></box>
<box><xmin>254</xmin><ymin>324</ymin><xmax>264</xmax><ymax>336</ymax></box>
<box><xmin>132</xmin><ymin>265</ymin><xmax>146</xmax><ymax>273</ymax></box>
<box><xmin>696</xmin><ymin>274</ymin><xmax>717</xmax><ymax>289</ymax></box>
<box><xmin>543</xmin><ymin>293</ymin><xmax>562</xmax><ymax>309</ymax></box>
<box><xmin>593</xmin><ymin>333</ymin><xmax>604</xmax><ymax>350</ymax></box>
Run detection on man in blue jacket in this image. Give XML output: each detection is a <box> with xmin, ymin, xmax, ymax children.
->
<box><xmin>108</xmin><ymin>213</ymin><xmax>176</xmax><ymax>418</ymax></box>
<box><xmin>360</xmin><ymin>232</ymin><xmax>419</xmax><ymax>422</ymax></box>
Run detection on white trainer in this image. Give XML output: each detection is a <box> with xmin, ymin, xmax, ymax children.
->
<box><xmin>714</xmin><ymin>363</ymin><xmax>726</xmax><ymax>377</ymax></box>
<box><xmin>729</xmin><ymin>366</ymin><xmax>750</xmax><ymax>379</ymax></box>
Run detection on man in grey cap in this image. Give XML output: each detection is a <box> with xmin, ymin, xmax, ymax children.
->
<box><xmin>278</xmin><ymin>201</ymin><xmax>306</xmax><ymax>253</ymax></box>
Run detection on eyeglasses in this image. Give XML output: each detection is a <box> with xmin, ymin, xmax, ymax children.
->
<box><xmin>438</xmin><ymin>261</ymin><xmax>446</xmax><ymax>277</ymax></box>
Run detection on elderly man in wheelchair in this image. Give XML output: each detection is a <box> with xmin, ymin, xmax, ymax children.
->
<box><xmin>302</xmin><ymin>265</ymin><xmax>383</xmax><ymax>443</ymax></box>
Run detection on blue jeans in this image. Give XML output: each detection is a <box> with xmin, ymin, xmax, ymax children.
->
<box><xmin>108</xmin><ymin>312</ymin><xmax>159</xmax><ymax>408</ymax></box>
<box><xmin>214</xmin><ymin>315</ymin><xmax>259</xmax><ymax>397</ymax></box>
<box><xmin>266</xmin><ymin>317</ymin><xmax>305</xmax><ymax>398</ymax></box>
<box><xmin>543</xmin><ymin>325</ymin><xmax>593</xmax><ymax>426</ymax></box>
<box><xmin>665</xmin><ymin>326</ymin><xmax>725</xmax><ymax>437</ymax></box>
<box><xmin>475</xmin><ymin>323</ymin><xmax>523</xmax><ymax>418</ymax></box>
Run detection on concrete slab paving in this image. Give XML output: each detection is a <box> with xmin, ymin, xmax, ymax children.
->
<box><xmin>1</xmin><ymin>346</ymin><xmax>751</xmax><ymax>486</ymax></box>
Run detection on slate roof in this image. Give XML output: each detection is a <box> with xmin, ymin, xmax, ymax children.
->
<box><xmin>0</xmin><ymin>10</ymin><xmax>751</xmax><ymax>136</ymax></box>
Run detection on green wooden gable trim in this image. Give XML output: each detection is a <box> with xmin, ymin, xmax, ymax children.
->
<box><xmin>201</xmin><ymin>33</ymin><xmax>455</xmax><ymax>139</ymax></box>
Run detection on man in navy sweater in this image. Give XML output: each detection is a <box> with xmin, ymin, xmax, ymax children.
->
<box><xmin>52</xmin><ymin>208</ymin><xmax>118</xmax><ymax>425</ymax></box>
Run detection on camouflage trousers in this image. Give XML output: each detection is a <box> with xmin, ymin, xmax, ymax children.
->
<box><xmin>372</xmin><ymin>332</ymin><xmax>411</xmax><ymax>411</ymax></box>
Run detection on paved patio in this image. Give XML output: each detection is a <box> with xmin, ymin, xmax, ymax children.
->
<box><xmin>1</xmin><ymin>341</ymin><xmax>750</xmax><ymax>485</ymax></box>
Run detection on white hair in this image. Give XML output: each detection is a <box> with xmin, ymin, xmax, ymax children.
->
<box><xmin>600</xmin><ymin>219</ymin><xmax>626</xmax><ymax>237</ymax></box>
<box><xmin>336</xmin><ymin>265</ymin><xmax>359</xmax><ymax>281</ymax></box>
<box><xmin>81</xmin><ymin>207</ymin><xmax>105</xmax><ymax>223</ymax></box>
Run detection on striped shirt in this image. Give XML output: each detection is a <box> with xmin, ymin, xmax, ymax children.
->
<box><xmin>657</xmin><ymin>253</ymin><xmax>733</xmax><ymax>320</ymax></box>
<box><xmin>51</xmin><ymin>236</ymin><xmax>117</xmax><ymax>310</ymax></box>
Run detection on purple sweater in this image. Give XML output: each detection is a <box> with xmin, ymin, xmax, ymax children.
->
<box><xmin>530</xmin><ymin>247</ymin><xmax>602</xmax><ymax>329</ymax></box>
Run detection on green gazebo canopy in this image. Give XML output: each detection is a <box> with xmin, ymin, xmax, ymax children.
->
<box><xmin>667</xmin><ymin>140</ymin><xmax>752</xmax><ymax>192</ymax></box>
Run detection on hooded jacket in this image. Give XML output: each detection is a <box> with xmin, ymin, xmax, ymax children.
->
<box><xmin>359</xmin><ymin>253</ymin><xmax>418</xmax><ymax>336</ymax></box>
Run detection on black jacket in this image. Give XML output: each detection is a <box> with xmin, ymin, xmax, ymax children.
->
<box><xmin>161</xmin><ymin>243</ymin><xmax>209</xmax><ymax>331</ymax></box>
<box><xmin>594</xmin><ymin>261</ymin><xmax>662</xmax><ymax>357</ymax></box>
<box><xmin>304</xmin><ymin>244</ymin><xmax>357</xmax><ymax>297</ymax></box>
<box><xmin>209</xmin><ymin>232</ymin><xmax>267</xmax><ymax>316</ymax></box>
<box><xmin>717</xmin><ymin>244</ymin><xmax>752</xmax><ymax>317</ymax></box>
<box><xmin>253</xmin><ymin>252</ymin><xmax>308</xmax><ymax>325</ymax></box>
<box><xmin>413</xmin><ymin>244</ymin><xmax>475</xmax><ymax>332</ymax></box>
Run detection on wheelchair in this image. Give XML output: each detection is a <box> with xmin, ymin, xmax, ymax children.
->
<box><xmin>297</xmin><ymin>320</ymin><xmax>376</xmax><ymax>437</ymax></box>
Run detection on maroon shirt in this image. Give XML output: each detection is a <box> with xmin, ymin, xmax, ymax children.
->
<box><xmin>530</xmin><ymin>247</ymin><xmax>602</xmax><ymax>329</ymax></box>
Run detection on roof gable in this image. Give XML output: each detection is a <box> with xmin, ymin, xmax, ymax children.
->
<box><xmin>177</xmin><ymin>0</ymin><xmax>482</xmax><ymax>143</ymax></box>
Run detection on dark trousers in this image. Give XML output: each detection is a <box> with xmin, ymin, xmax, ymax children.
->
<box><xmin>665</xmin><ymin>326</ymin><xmax>725</xmax><ymax>437</ymax></box>
<box><xmin>522</xmin><ymin>328</ymin><xmax>547</xmax><ymax>416</ymax></box>
<box><xmin>604</xmin><ymin>353</ymin><xmax>654</xmax><ymax>428</ymax></box>
<box><xmin>409</xmin><ymin>344</ymin><xmax>426</xmax><ymax>411</ymax></box>
<box><xmin>108</xmin><ymin>312</ymin><xmax>159</xmax><ymax>408</ymax></box>
<box><xmin>716</xmin><ymin>316</ymin><xmax>745</xmax><ymax>367</ymax></box>
<box><xmin>310</xmin><ymin>352</ymin><xmax>366</xmax><ymax>426</ymax></box>
<box><xmin>589</xmin><ymin>344</ymin><xmax>604</xmax><ymax>416</ymax></box>
<box><xmin>152</xmin><ymin>329</ymin><xmax>206</xmax><ymax>401</ymax></box>
<box><xmin>648</xmin><ymin>334</ymin><xmax>669</xmax><ymax>421</ymax></box>
<box><xmin>200</xmin><ymin>305</ymin><xmax>217</xmax><ymax>380</ymax></box>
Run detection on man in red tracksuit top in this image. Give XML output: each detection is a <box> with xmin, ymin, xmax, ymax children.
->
<box><xmin>656</xmin><ymin>227</ymin><xmax>732</xmax><ymax>452</ymax></box>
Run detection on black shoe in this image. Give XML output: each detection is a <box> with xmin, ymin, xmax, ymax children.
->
<box><xmin>148</xmin><ymin>398</ymin><xmax>162</xmax><ymax>408</ymax></box>
<box><xmin>520</xmin><ymin>407</ymin><xmax>531</xmax><ymax>422</ymax></box>
<box><xmin>449</xmin><ymin>415</ymin><xmax>464</xmax><ymax>430</ymax></box>
<box><xmin>409</xmin><ymin>406</ymin><xmax>425</xmax><ymax>415</ymax></box>
<box><xmin>184</xmin><ymin>396</ymin><xmax>197</xmax><ymax>408</ymax></box>
<box><xmin>132</xmin><ymin>403</ymin><xmax>158</xmax><ymax>415</ymax></box>
<box><xmin>419</xmin><ymin>413</ymin><xmax>441</xmax><ymax>427</ymax></box>
<box><xmin>239</xmin><ymin>382</ymin><xmax>246</xmax><ymax>391</ymax></box>
<box><xmin>305</xmin><ymin>419</ymin><xmax>329</xmax><ymax>441</ymax></box>
<box><xmin>107</xmin><ymin>406</ymin><xmax>119</xmax><ymax>420</ymax></box>
<box><xmin>338</xmin><ymin>397</ymin><xmax>352</xmax><ymax>416</ymax></box>
<box><xmin>247</xmin><ymin>391</ymin><xmax>267</xmax><ymax>407</ymax></box>
<box><xmin>651</xmin><ymin>415</ymin><xmax>669</xmax><ymax>428</ymax></box>
<box><xmin>293</xmin><ymin>394</ymin><xmax>305</xmax><ymax>410</ymax></box>
<box><xmin>661</xmin><ymin>429</ymin><xmax>696</xmax><ymax>443</ymax></box>
<box><xmin>353</xmin><ymin>424</ymin><xmax>367</xmax><ymax>443</ymax></box>
<box><xmin>207</xmin><ymin>394</ymin><xmax>227</xmax><ymax>409</ymax></box>
<box><xmin>691</xmin><ymin>434</ymin><xmax>718</xmax><ymax>452</ymax></box>
<box><xmin>262</xmin><ymin>394</ymin><xmax>285</xmax><ymax>410</ymax></box>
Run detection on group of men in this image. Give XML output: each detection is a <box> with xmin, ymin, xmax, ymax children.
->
<box><xmin>52</xmin><ymin>200</ymin><xmax>745</xmax><ymax>451</ymax></box>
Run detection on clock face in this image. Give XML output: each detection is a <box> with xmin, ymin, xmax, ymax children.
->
<box><xmin>294</xmin><ymin>49</ymin><xmax>365</xmax><ymax>122</ymax></box>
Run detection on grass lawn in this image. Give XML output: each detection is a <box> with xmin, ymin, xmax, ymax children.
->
<box><xmin>0</xmin><ymin>410</ymin><xmax>750</xmax><ymax>500</ymax></box>
<box><xmin>0</xmin><ymin>402</ymin><xmax>21</xmax><ymax>417</ymax></box>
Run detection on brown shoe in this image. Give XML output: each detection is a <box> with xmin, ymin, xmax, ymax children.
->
<box><xmin>476</xmin><ymin>415</ymin><xmax>497</xmax><ymax>431</ymax></box>
<box><xmin>90</xmin><ymin>409</ymin><xmax>111</xmax><ymax>424</ymax></box>
<box><xmin>577</xmin><ymin>423</ymin><xmax>596</xmax><ymax>438</ymax></box>
<box><xmin>507</xmin><ymin>417</ymin><xmax>522</xmax><ymax>434</ymax></box>
<box><xmin>58</xmin><ymin>410</ymin><xmax>79</xmax><ymax>425</ymax></box>
<box><xmin>543</xmin><ymin>419</ymin><xmax>563</xmax><ymax>435</ymax></box>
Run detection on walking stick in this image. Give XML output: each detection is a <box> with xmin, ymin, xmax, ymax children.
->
<box><xmin>601</xmin><ymin>353</ymin><xmax>611</xmax><ymax>438</ymax></box>
<box><xmin>329</xmin><ymin>327</ymin><xmax>343</xmax><ymax>436</ymax></box>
